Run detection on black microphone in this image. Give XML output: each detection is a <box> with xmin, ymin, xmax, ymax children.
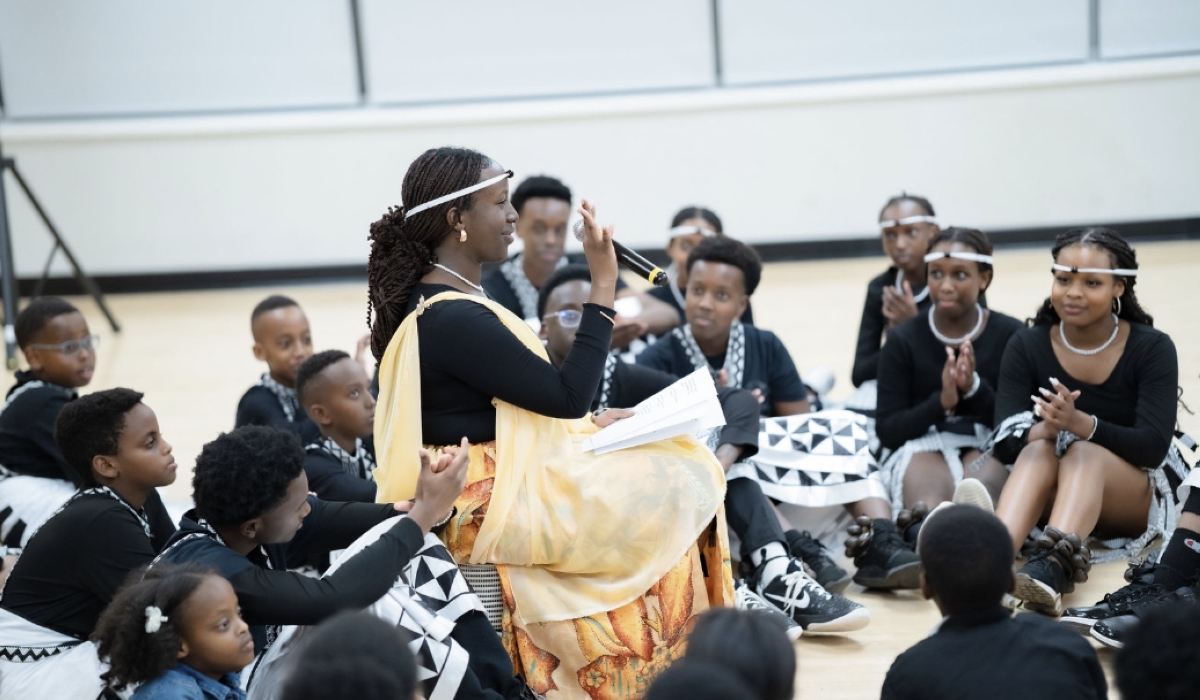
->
<box><xmin>572</xmin><ymin>220</ymin><xmax>668</xmax><ymax>287</ymax></box>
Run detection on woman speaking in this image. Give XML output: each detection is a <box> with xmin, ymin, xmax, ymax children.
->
<box><xmin>367</xmin><ymin>147</ymin><xmax>731</xmax><ymax>699</ymax></box>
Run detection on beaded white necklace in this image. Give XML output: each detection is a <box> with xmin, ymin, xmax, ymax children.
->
<box><xmin>433</xmin><ymin>263</ymin><xmax>486</xmax><ymax>295</ymax></box>
<box><xmin>1060</xmin><ymin>313</ymin><xmax>1120</xmax><ymax>356</ymax></box>
<box><xmin>928</xmin><ymin>304</ymin><xmax>983</xmax><ymax>345</ymax></box>
<box><xmin>895</xmin><ymin>269</ymin><xmax>930</xmax><ymax>303</ymax></box>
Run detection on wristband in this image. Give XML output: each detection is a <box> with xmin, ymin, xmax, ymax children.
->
<box><xmin>961</xmin><ymin>372</ymin><xmax>981</xmax><ymax>399</ymax></box>
<box><xmin>1085</xmin><ymin>415</ymin><xmax>1099</xmax><ymax>441</ymax></box>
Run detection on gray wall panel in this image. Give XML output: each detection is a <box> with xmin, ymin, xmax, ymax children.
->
<box><xmin>1100</xmin><ymin>1</ymin><xmax>1200</xmax><ymax>58</ymax></box>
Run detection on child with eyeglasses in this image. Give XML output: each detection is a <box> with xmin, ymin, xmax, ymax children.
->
<box><xmin>0</xmin><ymin>298</ymin><xmax>101</xmax><ymax>551</ymax></box>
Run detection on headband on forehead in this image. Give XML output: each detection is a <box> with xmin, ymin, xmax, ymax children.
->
<box><xmin>668</xmin><ymin>225</ymin><xmax>717</xmax><ymax>240</ymax></box>
<box><xmin>404</xmin><ymin>170</ymin><xmax>514</xmax><ymax>219</ymax></box>
<box><xmin>880</xmin><ymin>215</ymin><xmax>937</xmax><ymax>229</ymax></box>
<box><xmin>1051</xmin><ymin>263</ymin><xmax>1138</xmax><ymax>277</ymax></box>
<box><xmin>924</xmin><ymin>251</ymin><xmax>994</xmax><ymax>265</ymax></box>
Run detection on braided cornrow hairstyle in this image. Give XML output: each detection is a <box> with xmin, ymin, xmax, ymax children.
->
<box><xmin>1031</xmin><ymin>227</ymin><xmax>1153</xmax><ymax>327</ymax></box>
<box><xmin>878</xmin><ymin>192</ymin><xmax>936</xmax><ymax>220</ymax></box>
<box><xmin>366</xmin><ymin>147</ymin><xmax>493</xmax><ymax>361</ymax></box>
<box><xmin>926</xmin><ymin>226</ymin><xmax>994</xmax><ymax>279</ymax></box>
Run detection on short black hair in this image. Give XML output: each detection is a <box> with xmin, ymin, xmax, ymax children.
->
<box><xmin>15</xmin><ymin>297</ymin><xmax>80</xmax><ymax>348</ymax></box>
<box><xmin>192</xmin><ymin>426</ymin><xmax>305</xmax><ymax>527</ymax></box>
<box><xmin>251</xmin><ymin>295</ymin><xmax>300</xmax><ymax>329</ymax></box>
<box><xmin>685</xmin><ymin>236</ymin><xmax>763</xmax><ymax>296</ymax></box>
<box><xmin>282</xmin><ymin>613</ymin><xmax>416</xmax><ymax>700</ymax></box>
<box><xmin>918</xmin><ymin>506</ymin><xmax>1013</xmax><ymax>615</ymax></box>
<box><xmin>684</xmin><ymin>608</ymin><xmax>795</xmax><ymax>700</ymax></box>
<box><xmin>671</xmin><ymin>206</ymin><xmax>723</xmax><ymax>234</ymax></box>
<box><xmin>645</xmin><ymin>663</ymin><xmax>754</xmax><ymax>700</ymax></box>
<box><xmin>879</xmin><ymin>192</ymin><xmax>936</xmax><ymax>220</ymax></box>
<box><xmin>927</xmin><ymin>226</ymin><xmax>994</xmax><ymax>277</ymax></box>
<box><xmin>536</xmin><ymin>264</ymin><xmax>592</xmax><ymax>320</ymax></box>
<box><xmin>511</xmin><ymin>175</ymin><xmax>571</xmax><ymax>216</ymax></box>
<box><xmin>1116</xmin><ymin>603</ymin><xmax>1200</xmax><ymax>700</ymax></box>
<box><xmin>296</xmin><ymin>350</ymin><xmax>352</xmax><ymax>408</ymax></box>
<box><xmin>55</xmin><ymin>388</ymin><xmax>146</xmax><ymax>487</ymax></box>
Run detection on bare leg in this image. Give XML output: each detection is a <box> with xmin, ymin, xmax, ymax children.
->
<box><xmin>996</xmin><ymin>440</ymin><xmax>1060</xmax><ymax>556</ymax></box>
<box><xmin>962</xmin><ymin>449</ymin><xmax>1009</xmax><ymax>505</ymax></box>
<box><xmin>1047</xmin><ymin>441</ymin><xmax>1151</xmax><ymax>539</ymax></box>
<box><xmin>847</xmin><ymin>496</ymin><xmax>892</xmax><ymax>520</ymax></box>
<box><xmin>900</xmin><ymin>452</ymin><xmax>955</xmax><ymax>510</ymax></box>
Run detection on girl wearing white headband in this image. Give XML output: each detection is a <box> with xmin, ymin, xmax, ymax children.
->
<box><xmin>851</xmin><ymin>193</ymin><xmax>941</xmax><ymax>389</ymax></box>
<box><xmin>875</xmin><ymin>227</ymin><xmax>1022</xmax><ymax>544</ymax></box>
<box><xmin>985</xmin><ymin>227</ymin><xmax>1187</xmax><ymax>622</ymax></box>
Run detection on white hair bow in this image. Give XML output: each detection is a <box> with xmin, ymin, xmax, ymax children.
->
<box><xmin>144</xmin><ymin>606</ymin><xmax>168</xmax><ymax>634</ymax></box>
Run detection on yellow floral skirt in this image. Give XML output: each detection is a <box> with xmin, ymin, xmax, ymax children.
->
<box><xmin>440</xmin><ymin>442</ymin><xmax>734</xmax><ymax>700</ymax></box>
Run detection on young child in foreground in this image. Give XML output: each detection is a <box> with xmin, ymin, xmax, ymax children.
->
<box><xmin>93</xmin><ymin>562</ymin><xmax>256</xmax><ymax>700</ymax></box>
<box><xmin>881</xmin><ymin>504</ymin><xmax>1106</xmax><ymax>700</ymax></box>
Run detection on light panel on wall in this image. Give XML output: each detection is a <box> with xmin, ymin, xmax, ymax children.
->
<box><xmin>357</xmin><ymin>0</ymin><xmax>715</xmax><ymax>104</ymax></box>
<box><xmin>0</xmin><ymin>0</ymin><xmax>360</xmax><ymax>119</ymax></box>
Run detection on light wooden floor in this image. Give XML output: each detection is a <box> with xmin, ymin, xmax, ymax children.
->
<box><xmin>4</xmin><ymin>240</ymin><xmax>1198</xmax><ymax>699</ymax></box>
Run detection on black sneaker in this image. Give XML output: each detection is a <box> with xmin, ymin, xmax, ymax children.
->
<box><xmin>753</xmin><ymin>555</ymin><xmax>870</xmax><ymax>634</ymax></box>
<box><xmin>734</xmin><ymin>579</ymin><xmax>803</xmax><ymax>640</ymax></box>
<box><xmin>1090</xmin><ymin>585</ymin><xmax>1199</xmax><ymax>649</ymax></box>
<box><xmin>852</xmin><ymin>519</ymin><xmax>921</xmax><ymax>590</ymax></box>
<box><xmin>786</xmin><ymin>530</ymin><xmax>851</xmax><ymax>594</ymax></box>
<box><xmin>1015</xmin><ymin>549</ymin><xmax>1068</xmax><ymax>616</ymax></box>
<box><xmin>1061</xmin><ymin>562</ymin><xmax>1161</xmax><ymax>634</ymax></box>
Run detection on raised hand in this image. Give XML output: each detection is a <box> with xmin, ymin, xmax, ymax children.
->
<box><xmin>408</xmin><ymin>437</ymin><xmax>470</xmax><ymax>534</ymax></box>
<box><xmin>577</xmin><ymin>199</ymin><xmax>619</xmax><ymax>290</ymax></box>
<box><xmin>940</xmin><ymin>346</ymin><xmax>959</xmax><ymax>411</ymax></box>
<box><xmin>882</xmin><ymin>281</ymin><xmax>920</xmax><ymax>328</ymax></box>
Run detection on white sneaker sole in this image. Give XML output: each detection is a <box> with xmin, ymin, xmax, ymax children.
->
<box><xmin>1089</xmin><ymin>625</ymin><xmax>1125</xmax><ymax>649</ymax></box>
<box><xmin>952</xmin><ymin>478</ymin><xmax>994</xmax><ymax>513</ymax></box>
<box><xmin>1059</xmin><ymin>614</ymin><xmax>1101</xmax><ymax>635</ymax></box>
<box><xmin>803</xmin><ymin>606</ymin><xmax>871</xmax><ymax>635</ymax></box>
<box><xmin>1014</xmin><ymin>574</ymin><xmax>1063</xmax><ymax>616</ymax></box>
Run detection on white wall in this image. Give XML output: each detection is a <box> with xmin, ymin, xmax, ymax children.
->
<box><xmin>2</xmin><ymin>56</ymin><xmax>1199</xmax><ymax>277</ymax></box>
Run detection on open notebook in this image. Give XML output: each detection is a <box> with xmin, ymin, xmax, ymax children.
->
<box><xmin>582</xmin><ymin>367</ymin><xmax>727</xmax><ymax>455</ymax></box>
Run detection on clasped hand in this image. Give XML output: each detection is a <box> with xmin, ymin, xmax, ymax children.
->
<box><xmin>939</xmin><ymin>339</ymin><xmax>977</xmax><ymax>411</ymax></box>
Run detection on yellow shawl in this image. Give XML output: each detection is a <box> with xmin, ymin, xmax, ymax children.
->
<box><xmin>373</xmin><ymin>291</ymin><xmax>726</xmax><ymax>624</ymax></box>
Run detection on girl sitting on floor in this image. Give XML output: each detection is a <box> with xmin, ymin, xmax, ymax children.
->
<box><xmin>93</xmin><ymin>562</ymin><xmax>256</xmax><ymax>700</ymax></box>
<box><xmin>876</xmin><ymin>227</ymin><xmax>1021</xmax><ymax>535</ymax></box>
<box><xmin>988</xmin><ymin>227</ymin><xmax>1188</xmax><ymax>616</ymax></box>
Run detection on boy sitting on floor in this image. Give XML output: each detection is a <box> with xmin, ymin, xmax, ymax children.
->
<box><xmin>881</xmin><ymin>506</ymin><xmax>1106</xmax><ymax>700</ymax></box>
<box><xmin>0</xmin><ymin>389</ymin><xmax>178</xmax><ymax>699</ymax></box>
<box><xmin>0</xmin><ymin>298</ymin><xmax>101</xmax><ymax>547</ymax></box>
<box><xmin>236</xmin><ymin>295</ymin><xmax>319</xmax><ymax>444</ymax></box>
<box><xmin>296</xmin><ymin>350</ymin><xmax>377</xmax><ymax>503</ymax></box>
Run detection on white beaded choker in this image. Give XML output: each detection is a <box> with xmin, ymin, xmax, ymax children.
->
<box><xmin>433</xmin><ymin>263</ymin><xmax>485</xmax><ymax>294</ymax></box>
<box><xmin>1060</xmin><ymin>313</ymin><xmax>1120</xmax><ymax>356</ymax></box>
<box><xmin>929</xmin><ymin>303</ymin><xmax>983</xmax><ymax>345</ymax></box>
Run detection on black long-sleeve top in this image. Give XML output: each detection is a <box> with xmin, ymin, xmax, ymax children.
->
<box><xmin>993</xmin><ymin>323</ymin><xmax>1178</xmax><ymax>468</ymax></box>
<box><xmin>876</xmin><ymin>308</ymin><xmax>1023</xmax><ymax>451</ymax></box>
<box><xmin>1</xmin><ymin>490</ymin><xmax>177</xmax><ymax>639</ymax></box>
<box><xmin>0</xmin><ymin>371</ymin><xmax>78</xmax><ymax>482</ymax></box>
<box><xmin>235</xmin><ymin>385</ymin><xmax>321</xmax><ymax>445</ymax></box>
<box><xmin>405</xmin><ymin>283</ymin><xmax>614</xmax><ymax>445</ymax></box>
<box><xmin>158</xmin><ymin>498</ymin><xmax>415</xmax><ymax>651</ymax></box>
<box><xmin>303</xmin><ymin>437</ymin><xmax>377</xmax><ymax>503</ymax></box>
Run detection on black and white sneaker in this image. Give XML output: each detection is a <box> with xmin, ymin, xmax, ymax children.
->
<box><xmin>754</xmin><ymin>556</ymin><xmax>870</xmax><ymax>634</ymax></box>
<box><xmin>786</xmin><ymin>530</ymin><xmax>851</xmax><ymax>594</ymax></box>
<box><xmin>852</xmin><ymin>519</ymin><xmax>921</xmax><ymax>590</ymax></box>
<box><xmin>1014</xmin><ymin>549</ymin><xmax>1068</xmax><ymax>616</ymax></box>
<box><xmin>1061</xmin><ymin>562</ymin><xmax>1161</xmax><ymax>634</ymax></box>
<box><xmin>1089</xmin><ymin>584</ymin><xmax>1198</xmax><ymax>649</ymax></box>
<box><xmin>734</xmin><ymin>579</ymin><xmax>804</xmax><ymax>640</ymax></box>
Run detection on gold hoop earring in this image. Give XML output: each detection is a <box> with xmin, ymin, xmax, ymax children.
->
<box><xmin>459</xmin><ymin>229</ymin><xmax>468</xmax><ymax>243</ymax></box>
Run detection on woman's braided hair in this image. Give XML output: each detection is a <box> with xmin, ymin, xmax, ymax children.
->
<box><xmin>1031</xmin><ymin>227</ymin><xmax>1153</xmax><ymax>327</ymax></box>
<box><xmin>366</xmin><ymin>147</ymin><xmax>493</xmax><ymax>361</ymax></box>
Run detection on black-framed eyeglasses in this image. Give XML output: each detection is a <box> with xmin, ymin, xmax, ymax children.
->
<box><xmin>546</xmin><ymin>310</ymin><xmax>582</xmax><ymax>329</ymax></box>
<box><xmin>26</xmin><ymin>334</ymin><xmax>99</xmax><ymax>356</ymax></box>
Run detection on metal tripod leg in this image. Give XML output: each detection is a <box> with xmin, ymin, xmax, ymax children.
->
<box><xmin>0</xmin><ymin>155</ymin><xmax>18</xmax><ymax>370</ymax></box>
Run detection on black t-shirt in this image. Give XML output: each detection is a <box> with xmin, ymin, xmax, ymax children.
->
<box><xmin>403</xmin><ymin>283</ymin><xmax>613</xmax><ymax>445</ymax></box>
<box><xmin>482</xmin><ymin>253</ymin><xmax>627</xmax><ymax>321</ymax></box>
<box><xmin>0</xmin><ymin>371</ymin><xmax>78</xmax><ymax>483</ymax></box>
<box><xmin>157</xmin><ymin>499</ymin><xmax>411</xmax><ymax>651</ymax></box>
<box><xmin>1</xmin><ymin>489</ymin><xmax>177</xmax><ymax>639</ymax></box>
<box><xmin>303</xmin><ymin>437</ymin><xmax>377</xmax><ymax>503</ymax></box>
<box><xmin>882</xmin><ymin>606</ymin><xmax>1106</xmax><ymax>700</ymax></box>
<box><xmin>646</xmin><ymin>284</ymin><xmax>754</xmax><ymax>327</ymax></box>
<box><xmin>875</xmin><ymin>308</ymin><xmax>1023</xmax><ymax>451</ymax></box>
<box><xmin>993</xmin><ymin>323</ymin><xmax>1178</xmax><ymax>468</ymax></box>
<box><xmin>635</xmin><ymin>324</ymin><xmax>805</xmax><ymax>417</ymax></box>
<box><xmin>235</xmin><ymin>385</ymin><xmax>321</xmax><ymax>445</ymax></box>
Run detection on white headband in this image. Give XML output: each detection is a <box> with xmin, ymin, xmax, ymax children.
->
<box><xmin>880</xmin><ymin>215</ymin><xmax>938</xmax><ymax>229</ymax></box>
<box><xmin>404</xmin><ymin>170</ymin><xmax>514</xmax><ymax>219</ymax></box>
<box><xmin>924</xmin><ymin>251</ymin><xmax>994</xmax><ymax>264</ymax></box>
<box><xmin>668</xmin><ymin>225</ymin><xmax>717</xmax><ymax>239</ymax></box>
<box><xmin>1051</xmin><ymin>263</ymin><xmax>1138</xmax><ymax>277</ymax></box>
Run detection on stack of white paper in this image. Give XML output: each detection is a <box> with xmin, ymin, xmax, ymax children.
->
<box><xmin>582</xmin><ymin>367</ymin><xmax>727</xmax><ymax>455</ymax></box>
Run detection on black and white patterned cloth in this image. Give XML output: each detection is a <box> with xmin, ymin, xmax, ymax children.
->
<box><xmin>878</xmin><ymin>422</ymin><xmax>991</xmax><ymax>514</ymax></box>
<box><xmin>499</xmin><ymin>253</ymin><xmax>567</xmax><ymax>321</ymax></box>
<box><xmin>0</xmin><ymin>607</ymin><xmax>106</xmax><ymax>700</ymax></box>
<box><xmin>245</xmin><ymin>519</ymin><xmax>482</xmax><ymax>700</ymax></box>
<box><xmin>985</xmin><ymin>411</ymin><xmax>1196</xmax><ymax>564</ymax></box>
<box><xmin>258</xmin><ymin>373</ymin><xmax>300</xmax><ymax>423</ymax></box>
<box><xmin>674</xmin><ymin>322</ymin><xmax>745</xmax><ymax>389</ymax></box>
<box><xmin>305</xmin><ymin>437</ymin><xmax>376</xmax><ymax>482</ymax></box>
<box><xmin>727</xmin><ymin>409</ymin><xmax>887</xmax><ymax>507</ymax></box>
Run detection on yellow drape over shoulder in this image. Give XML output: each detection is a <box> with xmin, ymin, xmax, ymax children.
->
<box><xmin>374</xmin><ymin>291</ymin><xmax>727</xmax><ymax>624</ymax></box>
